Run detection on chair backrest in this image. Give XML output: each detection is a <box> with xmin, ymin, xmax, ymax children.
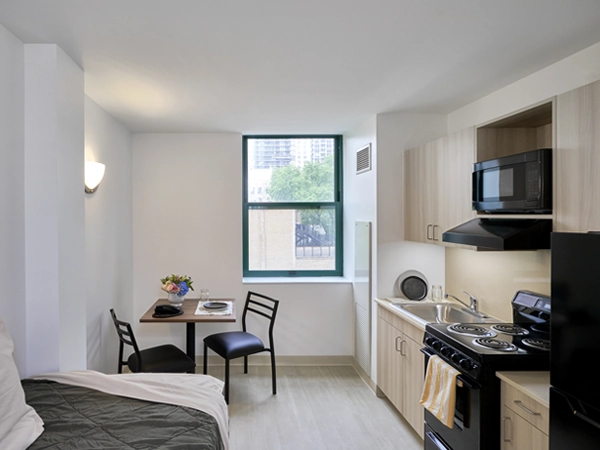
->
<box><xmin>242</xmin><ymin>291</ymin><xmax>280</xmax><ymax>350</ymax></box>
<box><xmin>109</xmin><ymin>309</ymin><xmax>142</xmax><ymax>373</ymax></box>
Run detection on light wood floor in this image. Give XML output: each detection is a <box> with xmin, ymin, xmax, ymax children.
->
<box><xmin>205</xmin><ymin>365</ymin><xmax>423</xmax><ymax>450</ymax></box>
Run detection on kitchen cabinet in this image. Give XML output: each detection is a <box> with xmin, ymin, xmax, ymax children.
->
<box><xmin>404</xmin><ymin>127</ymin><xmax>475</xmax><ymax>245</ymax></box>
<box><xmin>500</xmin><ymin>379</ymin><xmax>549</xmax><ymax>450</ymax></box>
<box><xmin>555</xmin><ymin>78</ymin><xmax>600</xmax><ymax>232</ymax></box>
<box><xmin>377</xmin><ymin>306</ymin><xmax>425</xmax><ymax>438</ymax></box>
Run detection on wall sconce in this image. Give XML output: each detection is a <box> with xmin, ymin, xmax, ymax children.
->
<box><xmin>85</xmin><ymin>161</ymin><xmax>106</xmax><ymax>194</ymax></box>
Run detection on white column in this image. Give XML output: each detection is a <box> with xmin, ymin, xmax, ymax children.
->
<box><xmin>24</xmin><ymin>44</ymin><xmax>86</xmax><ymax>376</ymax></box>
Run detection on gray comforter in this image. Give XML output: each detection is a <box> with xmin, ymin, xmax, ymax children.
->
<box><xmin>22</xmin><ymin>379</ymin><xmax>224</xmax><ymax>450</ymax></box>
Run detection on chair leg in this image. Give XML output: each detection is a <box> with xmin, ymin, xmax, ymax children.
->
<box><xmin>244</xmin><ymin>355</ymin><xmax>248</xmax><ymax>374</ymax></box>
<box><xmin>270</xmin><ymin>350</ymin><xmax>277</xmax><ymax>395</ymax></box>
<box><xmin>203</xmin><ymin>343</ymin><xmax>208</xmax><ymax>375</ymax></box>
<box><xmin>224</xmin><ymin>359</ymin><xmax>230</xmax><ymax>404</ymax></box>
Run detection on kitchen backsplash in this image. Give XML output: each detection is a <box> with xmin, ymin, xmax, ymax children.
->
<box><xmin>445</xmin><ymin>247</ymin><xmax>550</xmax><ymax>321</ymax></box>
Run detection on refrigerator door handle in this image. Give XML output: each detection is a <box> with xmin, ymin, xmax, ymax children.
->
<box><xmin>574</xmin><ymin>410</ymin><xmax>600</xmax><ymax>431</ymax></box>
<box><xmin>566</xmin><ymin>397</ymin><xmax>600</xmax><ymax>431</ymax></box>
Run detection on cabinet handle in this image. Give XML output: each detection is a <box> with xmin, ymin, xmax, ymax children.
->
<box><xmin>427</xmin><ymin>224</ymin><xmax>433</xmax><ymax>240</ymax></box>
<box><xmin>502</xmin><ymin>416</ymin><xmax>512</xmax><ymax>443</ymax></box>
<box><xmin>395</xmin><ymin>336</ymin><xmax>401</xmax><ymax>352</ymax></box>
<box><xmin>513</xmin><ymin>400</ymin><xmax>541</xmax><ymax>416</ymax></box>
<box><xmin>433</xmin><ymin>224</ymin><xmax>439</xmax><ymax>241</ymax></box>
<box><xmin>400</xmin><ymin>339</ymin><xmax>406</xmax><ymax>356</ymax></box>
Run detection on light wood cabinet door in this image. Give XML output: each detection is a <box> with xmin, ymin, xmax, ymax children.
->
<box><xmin>438</xmin><ymin>127</ymin><xmax>476</xmax><ymax>237</ymax></box>
<box><xmin>404</xmin><ymin>143</ymin><xmax>438</xmax><ymax>243</ymax></box>
<box><xmin>555</xmin><ymin>79</ymin><xmax>600</xmax><ymax>232</ymax></box>
<box><xmin>402</xmin><ymin>335</ymin><xmax>425</xmax><ymax>439</ymax></box>
<box><xmin>404</xmin><ymin>128</ymin><xmax>475</xmax><ymax>245</ymax></box>
<box><xmin>377</xmin><ymin>308</ymin><xmax>425</xmax><ymax>439</ymax></box>
<box><xmin>501</xmin><ymin>404</ymin><xmax>549</xmax><ymax>450</ymax></box>
<box><xmin>377</xmin><ymin>314</ymin><xmax>403</xmax><ymax>410</ymax></box>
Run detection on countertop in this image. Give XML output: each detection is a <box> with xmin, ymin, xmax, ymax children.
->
<box><xmin>374</xmin><ymin>297</ymin><xmax>440</xmax><ymax>331</ymax></box>
<box><xmin>496</xmin><ymin>371</ymin><xmax>550</xmax><ymax>408</ymax></box>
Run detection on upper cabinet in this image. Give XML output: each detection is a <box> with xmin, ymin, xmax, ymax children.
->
<box><xmin>554</xmin><ymin>79</ymin><xmax>600</xmax><ymax>232</ymax></box>
<box><xmin>404</xmin><ymin>127</ymin><xmax>475</xmax><ymax>245</ymax></box>
<box><xmin>405</xmin><ymin>78</ymin><xmax>600</xmax><ymax>244</ymax></box>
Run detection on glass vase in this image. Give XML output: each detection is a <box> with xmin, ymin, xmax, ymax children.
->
<box><xmin>167</xmin><ymin>292</ymin><xmax>184</xmax><ymax>305</ymax></box>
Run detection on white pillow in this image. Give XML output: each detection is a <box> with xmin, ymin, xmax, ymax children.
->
<box><xmin>0</xmin><ymin>318</ymin><xmax>44</xmax><ymax>449</ymax></box>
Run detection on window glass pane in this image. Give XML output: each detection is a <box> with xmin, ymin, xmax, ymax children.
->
<box><xmin>247</xmin><ymin>138</ymin><xmax>335</xmax><ymax>203</ymax></box>
<box><xmin>248</xmin><ymin>208</ymin><xmax>336</xmax><ymax>271</ymax></box>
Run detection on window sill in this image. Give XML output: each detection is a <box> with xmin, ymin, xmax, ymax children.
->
<box><xmin>242</xmin><ymin>277</ymin><xmax>352</xmax><ymax>284</ymax></box>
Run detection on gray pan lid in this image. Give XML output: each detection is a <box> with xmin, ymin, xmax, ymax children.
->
<box><xmin>395</xmin><ymin>270</ymin><xmax>428</xmax><ymax>301</ymax></box>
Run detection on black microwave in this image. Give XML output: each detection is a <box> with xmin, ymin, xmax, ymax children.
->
<box><xmin>472</xmin><ymin>148</ymin><xmax>552</xmax><ymax>213</ymax></box>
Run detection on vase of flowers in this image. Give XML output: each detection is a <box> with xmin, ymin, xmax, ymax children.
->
<box><xmin>161</xmin><ymin>274</ymin><xmax>194</xmax><ymax>305</ymax></box>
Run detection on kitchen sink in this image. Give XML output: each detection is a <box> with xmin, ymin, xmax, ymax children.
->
<box><xmin>391</xmin><ymin>303</ymin><xmax>498</xmax><ymax>324</ymax></box>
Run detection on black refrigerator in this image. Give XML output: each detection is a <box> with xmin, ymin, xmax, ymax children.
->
<box><xmin>551</xmin><ymin>232</ymin><xmax>600</xmax><ymax>449</ymax></box>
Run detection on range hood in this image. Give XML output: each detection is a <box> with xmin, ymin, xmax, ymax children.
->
<box><xmin>442</xmin><ymin>218</ymin><xmax>552</xmax><ymax>250</ymax></box>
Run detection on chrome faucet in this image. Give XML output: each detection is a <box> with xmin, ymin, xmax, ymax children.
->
<box><xmin>445</xmin><ymin>290</ymin><xmax>478</xmax><ymax>313</ymax></box>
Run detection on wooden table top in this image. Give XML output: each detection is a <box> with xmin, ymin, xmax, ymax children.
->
<box><xmin>140</xmin><ymin>298</ymin><xmax>236</xmax><ymax>323</ymax></box>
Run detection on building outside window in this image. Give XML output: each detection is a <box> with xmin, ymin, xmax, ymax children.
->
<box><xmin>243</xmin><ymin>135</ymin><xmax>343</xmax><ymax>277</ymax></box>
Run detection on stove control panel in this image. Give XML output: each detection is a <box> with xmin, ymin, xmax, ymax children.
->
<box><xmin>424</xmin><ymin>334</ymin><xmax>481</xmax><ymax>380</ymax></box>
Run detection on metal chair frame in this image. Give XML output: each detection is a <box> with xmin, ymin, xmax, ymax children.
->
<box><xmin>110</xmin><ymin>308</ymin><xmax>143</xmax><ymax>373</ymax></box>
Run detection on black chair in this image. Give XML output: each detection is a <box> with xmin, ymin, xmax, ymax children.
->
<box><xmin>203</xmin><ymin>291</ymin><xmax>279</xmax><ymax>403</ymax></box>
<box><xmin>110</xmin><ymin>309</ymin><xmax>196</xmax><ymax>374</ymax></box>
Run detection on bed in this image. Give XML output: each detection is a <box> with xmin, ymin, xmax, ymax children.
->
<box><xmin>1</xmin><ymin>319</ymin><xmax>229</xmax><ymax>450</ymax></box>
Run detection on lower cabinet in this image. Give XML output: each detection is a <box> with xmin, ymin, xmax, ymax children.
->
<box><xmin>500</xmin><ymin>381</ymin><xmax>549</xmax><ymax>450</ymax></box>
<box><xmin>377</xmin><ymin>307</ymin><xmax>425</xmax><ymax>439</ymax></box>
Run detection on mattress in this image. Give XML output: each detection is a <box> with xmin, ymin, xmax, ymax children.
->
<box><xmin>22</xmin><ymin>379</ymin><xmax>224</xmax><ymax>450</ymax></box>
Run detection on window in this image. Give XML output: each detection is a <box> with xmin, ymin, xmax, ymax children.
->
<box><xmin>243</xmin><ymin>135</ymin><xmax>343</xmax><ymax>277</ymax></box>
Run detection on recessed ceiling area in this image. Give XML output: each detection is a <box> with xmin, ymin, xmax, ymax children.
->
<box><xmin>2</xmin><ymin>0</ymin><xmax>600</xmax><ymax>134</ymax></box>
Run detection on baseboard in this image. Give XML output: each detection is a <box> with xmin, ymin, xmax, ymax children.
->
<box><xmin>197</xmin><ymin>355</ymin><xmax>355</xmax><ymax>367</ymax></box>
<box><xmin>351</xmin><ymin>358</ymin><xmax>377</xmax><ymax>392</ymax></box>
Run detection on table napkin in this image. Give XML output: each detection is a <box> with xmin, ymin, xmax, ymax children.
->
<box><xmin>194</xmin><ymin>301</ymin><xmax>233</xmax><ymax>316</ymax></box>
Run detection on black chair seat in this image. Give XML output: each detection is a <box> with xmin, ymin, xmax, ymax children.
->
<box><xmin>128</xmin><ymin>344</ymin><xmax>196</xmax><ymax>373</ymax></box>
<box><xmin>204</xmin><ymin>331</ymin><xmax>265</xmax><ymax>359</ymax></box>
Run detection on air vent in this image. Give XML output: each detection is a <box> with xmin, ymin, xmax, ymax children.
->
<box><xmin>356</xmin><ymin>144</ymin><xmax>372</xmax><ymax>174</ymax></box>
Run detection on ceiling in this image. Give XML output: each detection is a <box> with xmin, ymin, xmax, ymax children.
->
<box><xmin>2</xmin><ymin>0</ymin><xmax>600</xmax><ymax>134</ymax></box>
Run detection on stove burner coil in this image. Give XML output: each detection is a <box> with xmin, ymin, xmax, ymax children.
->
<box><xmin>521</xmin><ymin>338</ymin><xmax>551</xmax><ymax>351</ymax></box>
<box><xmin>491</xmin><ymin>324</ymin><xmax>529</xmax><ymax>336</ymax></box>
<box><xmin>474</xmin><ymin>338</ymin><xmax>518</xmax><ymax>352</ymax></box>
<box><xmin>448</xmin><ymin>324</ymin><xmax>495</xmax><ymax>337</ymax></box>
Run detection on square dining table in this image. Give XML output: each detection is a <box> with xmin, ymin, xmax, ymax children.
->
<box><xmin>140</xmin><ymin>298</ymin><xmax>236</xmax><ymax>364</ymax></box>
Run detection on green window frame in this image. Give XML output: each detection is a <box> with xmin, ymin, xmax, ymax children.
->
<box><xmin>243</xmin><ymin>135</ymin><xmax>343</xmax><ymax>277</ymax></box>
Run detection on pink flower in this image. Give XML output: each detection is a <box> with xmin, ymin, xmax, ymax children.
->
<box><xmin>161</xmin><ymin>281</ymin><xmax>180</xmax><ymax>294</ymax></box>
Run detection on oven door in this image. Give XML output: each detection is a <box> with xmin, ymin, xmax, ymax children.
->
<box><xmin>422</xmin><ymin>349</ymin><xmax>481</xmax><ymax>450</ymax></box>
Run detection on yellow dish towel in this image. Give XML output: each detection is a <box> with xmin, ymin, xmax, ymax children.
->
<box><xmin>419</xmin><ymin>355</ymin><xmax>460</xmax><ymax>428</ymax></box>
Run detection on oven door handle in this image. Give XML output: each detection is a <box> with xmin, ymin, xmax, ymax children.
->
<box><xmin>425</xmin><ymin>430</ymin><xmax>452</xmax><ymax>450</ymax></box>
<box><xmin>421</xmin><ymin>347</ymin><xmax>479</xmax><ymax>390</ymax></box>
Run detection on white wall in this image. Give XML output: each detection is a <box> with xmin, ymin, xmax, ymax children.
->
<box><xmin>343</xmin><ymin>117</ymin><xmax>377</xmax><ymax>281</ymax></box>
<box><xmin>0</xmin><ymin>24</ymin><xmax>26</xmax><ymax>375</ymax></box>
<box><xmin>343</xmin><ymin>113</ymin><xmax>449</xmax><ymax>379</ymax></box>
<box><xmin>23</xmin><ymin>44</ymin><xmax>86</xmax><ymax>376</ymax></box>
<box><xmin>448</xmin><ymin>40</ymin><xmax>600</xmax><ymax>133</ymax></box>
<box><xmin>375</xmin><ymin>112</ymin><xmax>447</xmax><ymax>299</ymax></box>
<box><xmin>132</xmin><ymin>133</ymin><xmax>353</xmax><ymax>358</ymax></box>
<box><xmin>85</xmin><ymin>96</ymin><xmax>133</xmax><ymax>374</ymax></box>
